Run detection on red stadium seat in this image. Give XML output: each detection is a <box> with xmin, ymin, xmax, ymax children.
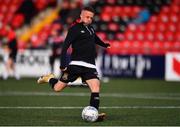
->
<box><xmin>114</xmin><ymin>6</ymin><xmax>122</xmax><ymax>15</ymax></box>
<box><xmin>164</xmin><ymin>31</ymin><xmax>174</xmax><ymax>42</ymax></box>
<box><xmin>146</xmin><ymin>23</ymin><xmax>156</xmax><ymax>32</ymax></box>
<box><xmin>168</xmin><ymin>22</ymin><xmax>176</xmax><ymax>32</ymax></box>
<box><xmin>115</xmin><ymin>33</ymin><xmax>125</xmax><ymax>41</ymax></box>
<box><xmin>159</xmin><ymin>13</ymin><xmax>169</xmax><ymax>23</ymax></box>
<box><xmin>175</xmin><ymin>32</ymin><xmax>180</xmax><ymax>42</ymax></box>
<box><xmin>149</xmin><ymin>15</ymin><xmax>158</xmax><ymax>23</ymax></box>
<box><xmin>173</xmin><ymin>42</ymin><xmax>180</xmax><ymax>51</ymax></box>
<box><xmin>108</xmin><ymin>22</ymin><xmax>119</xmax><ymax>32</ymax></box>
<box><xmin>136</xmin><ymin>24</ymin><xmax>146</xmax><ymax>32</ymax></box>
<box><xmin>142</xmin><ymin>41</ymin><xmax>152</xmax><ymax>54</ymax></box>
<box><xmin>132</xmin><ymin>6</ymin><xmax>141</xmax><ymax>16</ymax></box>
<box><xmin>11</xmin><ymin>13</ymin><xmax>24</xmax><ymax>29</ymax></box>
<box><xmin>171</xmin><ymin>5</ymin><xmax>179</xmax><ymax>13</ymax></box>
<box><xmin>134</xmin><ymin>31</ymin><xmax>144</xmax><ymax>41</ymax></box>
<box><xmin>154</xmin><ymin>32</ymin><xmax>165</xmax><ymax>41</ymax></box>
<box><xmin>156</xmin><ymin>23</ymin><xmax>166</xmax><ymax>32</ymax></box>
<box><xmin>144</xmin><ymin>31</ymin><xmax>154</xmax><ymax>41</ymax></box>
<box><xmin>128</xmin><ymin>24</ymin><xmax>137</xmax><ymax>32</ymax></box>
<box><xmin>101</xmin><ymin>13</ymin><xmax>111</xmax><ymax>22</ymax></box>
<box><xmin>161</xmin><ymin>6</ymin><xmax>170</xmax><ymax>14</ymax></box>
<box><xmin>170</xmin><ymin>13</ymin><xmax>179</xmax><ymax>23</ymax></box>
<box><xmin>107</xmin><ymin>41</ymin><xmax>121</xmax><ymax>54</ymax></box>
<box><xmin>103</xmin><ymin>6</ymin><xmax>113</xmax><ymax>14</ymax></box>
<box><xmin>124</xmin><ymin>31</ymin><xmax>134</xmax><ymax>41</ymax></box>
<box><xmin>96</xmin><ymin>32</ymin><xmax>107</xmax><ymax>40</ymax></box>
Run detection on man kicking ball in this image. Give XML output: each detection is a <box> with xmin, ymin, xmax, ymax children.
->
<box><xmin>37</xmin><ymin>6</ymin><xmax>110</xmax><ymax>122</ymax></box>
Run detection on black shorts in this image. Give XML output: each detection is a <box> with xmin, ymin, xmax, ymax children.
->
<box><xmin>60</xmin><ymin>65</ymin><xmax>99</xmax><ymax>83</ymax></box>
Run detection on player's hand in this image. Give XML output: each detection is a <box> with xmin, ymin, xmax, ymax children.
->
<box><xmin>60</xmin><ymin>67</ymin><xmax>67</xmax><ymax>72</ymax></box>
<box><xmin>105</xmin><ymin>43</ymin><xmax>111</xmax><ymax>48</ymax></box>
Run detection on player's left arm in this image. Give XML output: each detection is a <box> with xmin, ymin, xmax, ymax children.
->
<box><xmin>95</xmin><ymin>34</ymin><xmax>110</xmax><ymax>48</ymax></box>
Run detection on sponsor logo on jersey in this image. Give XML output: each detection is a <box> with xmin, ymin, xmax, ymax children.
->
<box><xmin>81</xmin><ymin>30</ymin><xmax>85</xmax><ymax>33</ymax></box>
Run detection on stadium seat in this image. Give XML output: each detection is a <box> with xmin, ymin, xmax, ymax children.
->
<box><xmin>115</xmin><ymin>33</ymin><xmax>125</xmax><ymax>41</ymax></box>
<box><xmin>101</xmin><ymin>13</ymin><xmax>111</xmax><ymax>22</ymax></box>
<box><xmin>108</xmin><ymin>22</ymin><xmax>119</xmax><ymax>32</ymax></box>
<box><xmin>96</xmin><ymin>32</ymin><xmax>107</xmax><ymax>40</ymax></box>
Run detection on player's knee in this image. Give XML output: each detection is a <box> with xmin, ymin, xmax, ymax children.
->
<box><xmin>86</xmin><ymin>78</ymin><xmax>100</xmax><ymax>92</ymax></box>
<box><xmin>53</xmin><ymin>87</ymin><xmax>61</xmax><ymax>92</ymax></box>
<box><xmin>53</xmin><ymin>84</ymin><xmax>61</xmax><ymax>92</ymax></box>
<box><xmin>91</xmin><ymin>85</ymin><xmax>100</xmax><ymax>93</ymax></box>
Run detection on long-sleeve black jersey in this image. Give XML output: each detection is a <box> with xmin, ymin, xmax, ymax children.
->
<box><xmin>60</xmin><ymin>22</ymin><xmax>109</xmax><ymax>69</ymax></box>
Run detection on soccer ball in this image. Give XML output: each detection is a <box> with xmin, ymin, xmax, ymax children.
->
<box><xmin>81</xmin><ymin>106</ymin><xmax>99</xmax><ymax>122</ymax></box>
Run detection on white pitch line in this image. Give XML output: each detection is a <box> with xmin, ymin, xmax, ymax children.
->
<box><xmin>0</xmin><ymin>91</ymin><xmax>180</xmax><ymax>100</ymax></box>
<box><xmin>0</xmin><ymin>106</ymin><xmax>180</xmax><ymax>109</ymax></box>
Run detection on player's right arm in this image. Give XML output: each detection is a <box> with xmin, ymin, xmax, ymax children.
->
<box><xmin>60</xmin><ymin>27</ymin><xmax>78</xmax><ymax>70</ymax></box>
<box><xmin>95</xmin><ymin>34</ymin><xmax>110</xmax><ymax>48</ymax></box>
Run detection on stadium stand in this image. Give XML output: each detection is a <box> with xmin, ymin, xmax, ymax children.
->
<box><xmin>92</xmin><ymin>0</ymin><xmax>179</xmax><ymax>55</ymax></box>
<box><xmin>0</xmin><ymin>0</ymin><xmax>179</xmax><ymax>54</ymax></box>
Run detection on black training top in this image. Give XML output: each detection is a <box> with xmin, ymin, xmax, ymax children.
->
<box><xmin>60</xmin><ymin>22</ymin><xmax>108</xmax><ymax>69</ymax></box>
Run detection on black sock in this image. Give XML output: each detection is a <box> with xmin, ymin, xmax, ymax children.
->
<box><xmin>90</xmin><ymin>92</ymin><xmax>99</xmax><ymax>110</ymax></box>
<box><xmin>49</xmin><ymin>78</ymin><xmax>58</xmax><ymax>89</ymax></box>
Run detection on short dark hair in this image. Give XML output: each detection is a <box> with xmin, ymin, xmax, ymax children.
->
<box><xmin>82</xmin><ymin>6</ymin><xmax>95</xmax><ymax>13</ymax></box>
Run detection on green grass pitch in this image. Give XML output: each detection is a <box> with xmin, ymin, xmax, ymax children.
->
<box><xmin>0</xmin><ymin>78</ymin><xmax>180</xmax><ymax>126</ymax></box>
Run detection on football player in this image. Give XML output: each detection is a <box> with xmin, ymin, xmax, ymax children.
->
<box><xmin>37</xmin><ymin>6</ymin><xmax>110</xmax><ymax>122</ymax></box>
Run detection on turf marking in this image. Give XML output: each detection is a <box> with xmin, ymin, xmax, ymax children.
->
<box><xmin>0</xmin><ymin>106</ymin><xmax>180</xmax><ymax>109</ymax></box>
<box><xmin>0</xmin><ymin>91</ymin><xmax>180</xmax><ymax>100</ymax></box>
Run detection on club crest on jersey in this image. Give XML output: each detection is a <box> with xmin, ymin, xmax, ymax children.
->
<box><xmin>94</xmin><ymin>71</ymin><xmax>98</xmax><ymax>75</ymax></box>
<box><xmin>62</xmin><ymin>73</ymin><xmax>68</xmax><ymax>80</ymax></box>
<box><xmin>81</xmin><ymin>30</ymin><xmax>85</xmax><ymax>33</ymax></box>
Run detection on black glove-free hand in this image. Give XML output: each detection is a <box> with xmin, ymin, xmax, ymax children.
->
<box><xmin>105</xmin><ymin>43</ymin><xmax>110</xmax><ymax>48</ymax></box>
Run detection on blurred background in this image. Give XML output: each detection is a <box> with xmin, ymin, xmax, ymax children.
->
<box><xmin>0</xmin><ymin>0</ymin><xmax>179</xmax><ymax>81</ymax></box>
